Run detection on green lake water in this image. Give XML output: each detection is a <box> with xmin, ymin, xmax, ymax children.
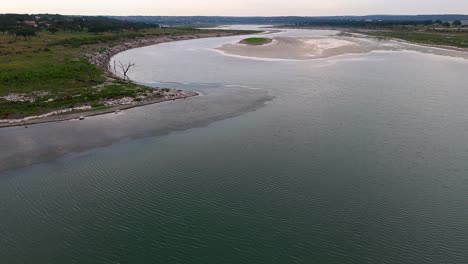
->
<box><xmin>1</xmin><ymin>27</ymin><xmax>468</xmax><ymax>263</ymax></box>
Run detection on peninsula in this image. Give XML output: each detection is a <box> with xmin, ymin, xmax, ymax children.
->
<box><xmin>0</xmin><ymin>14</ymin><xmax>258</xmax><ymax>127</ymax></box>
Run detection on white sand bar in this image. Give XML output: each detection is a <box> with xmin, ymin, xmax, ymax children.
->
<box><xmin>216</xmin><ymin>36</ymin><xmax>388</xmax><ymax>60</ymax></box>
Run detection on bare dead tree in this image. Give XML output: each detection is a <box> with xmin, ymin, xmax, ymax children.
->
<box><xmin>118</xmin><ymin>61</ymin><xmax>136</xmax><ymax>80</ymax></box>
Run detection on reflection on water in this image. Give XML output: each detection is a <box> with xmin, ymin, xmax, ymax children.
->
<box><xmin>0</xmin><ymin>86</ymin><xmax>271</xmax><ymax>172</ymax></box>
<box><xmin>145</xmin><ymin>81</ymin><xmax>226</xmax><ymax>89</ymax></box>
<box><xmin>1</xmin><ymin>26</ymin><xmax>468</xmax><ymax>263</ymax></box>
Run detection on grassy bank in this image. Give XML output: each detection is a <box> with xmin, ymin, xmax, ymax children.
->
<box><xmin>285</xmin><ymin>18</ymin><xmax>468</xmax><ymax>49</ymax></box>
<box><xmin>0</xmin><ymin>26</ymin><xmax>255</xmax><ymax>119</ymax></box>
<box><xmin>362</xmin><ymin>30</ymin><xmax>468</xmax><ymax>49</ymax></box>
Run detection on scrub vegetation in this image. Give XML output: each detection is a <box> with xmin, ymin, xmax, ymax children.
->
<box><xmin>0</xmin><ymin>14</ymin><xmax>254</xmax><ymax>119</ymax></box>
<box><xmin>363</xmin><ymin>31</ymin><xmax>468</xmax><ymax>49</ymax></box>
<box><xmin>289</xmin><ymin>18</ymin><xmax>468</xmax><ymax>49</ymax></box>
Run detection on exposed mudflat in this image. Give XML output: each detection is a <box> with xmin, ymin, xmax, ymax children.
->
<box><xmin>217</xmin><ymin>36</ymin><xmax>379</xmax><ymax>59</ymax></box>
<box><xmin>2</xmin><ymin>26</ymin><xmax>468</xmax><ymax>264</ymax></box>
<box><xmin>216</xmin><ymin>35</ymin><xmax>468</xmax><ymax>60</ymax></box>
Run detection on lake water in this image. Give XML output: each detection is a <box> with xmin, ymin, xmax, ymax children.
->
<box><xmin>1</xmin><ymin>27</ymin><xmax>468</xmax><ymax>263</ymax></box>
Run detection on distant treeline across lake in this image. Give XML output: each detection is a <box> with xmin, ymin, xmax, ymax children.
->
<box><xmin>108</xmin><ymin>15</ymin><xmax>468</xmax><ymax>26</ymax></box>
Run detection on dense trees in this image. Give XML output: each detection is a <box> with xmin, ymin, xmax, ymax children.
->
<box><xmin>294</xmin><ymin>19</ymin><xmax>436</xmax><ymax>29</ymax></box>
<box><xmin>11</xmin><ymin>27</ymin><xmax>37</xmax><ymax>39</ymax></box>
<box><xmin>292</xmin><ymin>18</ymin><xmax>466</xmax><ymax>29</ymax></box>
<box><xmin>0</xmin><ymin>15</ymin><xmax>18</xmax><ymax>34</ymax></box>
<box><xmin>83</xmin><ymin>17</ymin><xmax>159</xmax><ymax>32</ymax></box>
<box><xmin>109</xmin><ymin>15</ymin><xmax>468</xmax><ymax>26</ymax></box>
<box><xmin>1</xmin><ymin>14</ymin><xmax>465</xmax><ymax>35</ymax></box>
<box><xmin>0</xmin><ymin>14</ymin><xmax>160</xmax><ymax>35</ymax></box>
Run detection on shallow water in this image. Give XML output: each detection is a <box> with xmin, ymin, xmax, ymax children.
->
<box><xmin>1</xmin><ymin>27</ymin><xmax>468</xmax><ymax>263</ymax></box>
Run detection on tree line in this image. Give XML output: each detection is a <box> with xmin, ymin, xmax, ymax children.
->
<box><xmin>0</xmin><ymin>14</ymin><xmax>161</xmax><ymax>39</ymax></box>
<box><xmin>293</xmin><ymin>19</ymin><xmax>465</xmax><ymax>29</ymax></box>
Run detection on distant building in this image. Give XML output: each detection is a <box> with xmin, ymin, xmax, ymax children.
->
<box><xmin>38</xmin><ymin>21</ymin><xmax>52</xmax><ymax>27</ymax></box>
<box><xmin>22</xmin><ymin>20</ymin><xmax>37</xmax><ymax>27</ymax></box>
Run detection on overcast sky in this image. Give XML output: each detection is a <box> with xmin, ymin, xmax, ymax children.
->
<box><xmin>3</xmin><ymin>0</ymin><xmax>468</xmax><ymax>16</ymax></box>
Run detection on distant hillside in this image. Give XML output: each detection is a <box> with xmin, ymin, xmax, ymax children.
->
<box><xmin>109</xmin><ymin>15</ymin><xmax>468</xmax><ymax>25</ymax></box>
<box><xmin>0</xmin><ymin>14</ymin><xmax>159</xmax><ymax>33</ymax></box>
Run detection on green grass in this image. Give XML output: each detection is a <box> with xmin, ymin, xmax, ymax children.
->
<box><xmin>0</xmin><ymin>59</ymin><xmax>105</xmax><ymax>94</ymax></box>
<box><xmin>363</xmin><ymin>30</ymin><xmax>468</xmax><ymax>48</ymax></box>
<box><xmin>240</xmin><ymin>37</ymin><xmax>272</xmax><ymax>45</ymax></box>
<box><xmin>0</xmin><ymin>81</ymin><xmax>155</xmax><ymax>118</ymax></box>
<box><xmin>0</xmin><ymin>27</ymin><xmax>255</xmax><ymax>118</ymax></box>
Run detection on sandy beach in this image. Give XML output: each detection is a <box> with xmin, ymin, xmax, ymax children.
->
<box><xmin>216</xmin><ymin>36</ymin><xmax>379</xmax><ymax>60</ymax></box>
<box><xmin>216</xmin><ymin>34</ymin><xmax>468</xmax><ymax>60</ymax></box>
<box><xmin>3</xmin><ymin>29</ymin><xmax>468</xmax><ymax>128</ymax></box>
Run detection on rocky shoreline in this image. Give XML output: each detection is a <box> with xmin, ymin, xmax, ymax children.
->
<box><xmin>87</xmin><ymin>32</ymin><xmax>238</xmax><ymax>73</ymax></box>
<box><xmin>0</xmin><ymin>89</ymin><xmax>198</xmax><ymax>128</ymax></box>
<box><xmin>1</xmin><ymin>31</ymin><xmax>243</xmax><ymax>128</ymax></box>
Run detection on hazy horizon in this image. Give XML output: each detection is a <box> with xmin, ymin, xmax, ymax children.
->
<box><xmin>3</xmin><ymin>0</ymin><xmax>468</xmax><ymax>16</ymax></box>
<box><xmin>3</xmin><ymin>13</ymin><xmax>468</xmax><ymax>17</ymax></box>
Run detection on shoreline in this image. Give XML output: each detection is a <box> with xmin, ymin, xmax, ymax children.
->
<box><xmin>217</xmin><ymin>27</ymin><xmax>468</xmax><ymax>61</ymax></box>
<box><xmin>87</xmin><ymin>31</ymin><xmax>242</xmax><ymax>73</ymax></box>
<box><xmin>6</xmin><ymin>27</ymin><xmax>465</xmax><ymax>128</ymax></box>
<box><xmin>0</xmin><ymin>31</ymin><xmax>243</xmax><ymax>128</ymax></box>
<box><xmin>0</xmin><ymin>90</ymin><xmax>198</xmax><ymax>128</ymax></box>
<box><xmin>360</xmin><ymin>33</ymin><xmax>468</xmax><ymax>53</ymax></box>
<box><xmin>216</xmin><ymin>36</ymin><xmax>368</xmax><ymax>60</ymax></box>
<box><xmin>278</xmin><ymin>25</ymin><xmax>468</xmax><ymax>53</ymax></box>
